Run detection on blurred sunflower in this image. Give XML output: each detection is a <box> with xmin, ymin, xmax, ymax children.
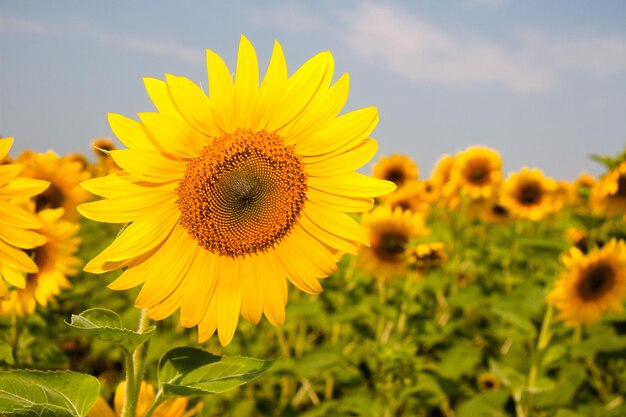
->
<box><xmin>17</xmin><ymin>150</ymin><xmax>91</xmax><ymax>220</ymax></box>
<box><xmin>449</xmin><ymin>146</ymin><xmax>502</xmax><ymax>200</ymax></box>
<box><xmin>590</xmin><ymin>161</ymin><xmax>626</xmax><ymax>216</ymax></box>
<box><xmin>372</xmin><ymin>154</ymin><xmax>418</xmax><ymax>190</ymax></box>
<box><xmin>79</xmin><ymin>36</ymin><xmax>395</xmax><ymax>346</ymax></box>
<box><xmin>477</xmin><ymin>372</ymin><xmax>501</xmax><ymax>391</ymax></box>
<box><xmin>474</xmin><ymin>196</ymin><xmax>510</xmax><ymax>224</ymax></box>
<box><xmin>88</xmin><ymin>380</ymin><xmax>201</xmax><ymax>417</ymax></box>
<box><xmin>0</xmin><ymin>208</ymin><xmax>81</xmax><ymax>317</ymax></box>
<box><xmin>500</xmin><ymin>167</ymin><xmax>558</xmax><ymax>221</ymax></box>
<box><xmin>91</xmin><ymin>137</ymin><xmax>121</xmax><ymax>176</ymax></box>
<box><xmin>384</xmin><ymin>180</ymin><xmax>430</xmax><ymax>215</ymax></box>
<box><xmin>406</xmin><ymin>241</ymin><xmax>447</xmax><ymax>274</ymax></box>
<box><xmin>428</xmin><ymin>154</ymin><xmax>457</xmax><ymax>206</ymax></box>
<box><xmin>0</xmin><ymin>137</ymin><xmax>49</xmax><ymax>297</ymax></box>
<box><xmin>571</xmin><ymin>172</ymin><xmax>595</xmax><ymax>206</ymax></box>
<box><xmin>358</xmin><ymin>206</ymin><xmax>428</xmax><ymax>281</ymax></box>
<box><xmin>548</xmin><ymin>239</ymin><xmax>626</xmax><ymax>326</ymax></box>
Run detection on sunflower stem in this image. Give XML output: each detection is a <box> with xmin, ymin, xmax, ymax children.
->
<box><xmin>525</xmin><ymin>304</ymin><xmax>553</xmax><ymax>415</ymax></box>
<box><xmin>121</xmin><ymin>308</ymin><xmax>152</xmax><ymax>417</ymax></box>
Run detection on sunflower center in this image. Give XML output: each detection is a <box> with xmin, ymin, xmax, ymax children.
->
<box><xmin>176</xmin><ymin>129</ymin><xmax>307</xmax><ymax>258</ymax></box>
<box><xmin>518</xmin><ymin>183</ymin><xmax>541</xmax><ymax>205</ymax></box>
<box><xmin>386</xmin><ymin>169</ymin><xmax>406</xmax><ymax>187</ymax></box>
<box><xmin>615</xmin><ymin>175</ymin><xmax>626</xmax><ymax>198</ymax></box>
<box><xmin>374</xmin><ymin>232</ymin><xmax>407</xmax><ymax>262</ymax></box>
<box><xmin>467</xmin><ymin>162</ymin><xmax>488</xmax><ymax>184</ymax></box>
<box><xmin>577</xmin><ymin>263</ymin><xmax>615</xmax><ymax>301</ymax></box>
<box><xmin>35</xmin><ymin>183</ymin><xmax>64</xmax><ymax>211</ymax></box>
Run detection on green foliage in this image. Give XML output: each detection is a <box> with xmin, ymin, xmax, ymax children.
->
<box><xmin>0</xmin><ymin>370</ymin><xmax>99</xmax><ymax>417</ymax></box>
<box><xmin>66</xmin><ymin>308</ymin><xmax>155</xmax><ymax>352</ymax></box>
<box><xmin>158</xmin><ymin>347</ymin><xmax>274</xmax><ymax>397</ymax></box>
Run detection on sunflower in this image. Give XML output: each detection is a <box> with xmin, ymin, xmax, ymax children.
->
<box><xmin>406</xmin><ymin>241</ymin><xmax>447</xmax><ymax>273</ymax></box>
<box><xmin>357</xmin><ymin>206</ymin><xmax>428</xmax><ymax>281</ymax></box>
<box><xmin>477</xmin><ymin>372</ymin><xmax>501</xmax><ymax>391</ymax></box>
<box><xmin>78</xmin><ymin>36</ymin><xmax>395</xmax><ymax>346</ymax></box>
<box><xmin>384</xmin><ymin>180</ymin><xmax>430</xmax><ymax>215</ymax></box>
<box><xmin>571</xmin><ymin>172</ymin><xmax>595</xmax><ymax>207</ymax></box>
<box><xmin>428</xmin><ymin>154</ymin><xmax>457</xmax><ymax>206</ymax></box>
<box><xmin>500</xmin><ymin>167</ymin><xmax>558</xmax><ymax>221</ymax></box>
<box><xmin>590</xmin><ymin>161</ymin><xmax>626</xmax><ymax>217</ymax></box>
<box><xmin>17</xmin><ymin>150</ymin><xmax>91</xmax><ymax>220</ymax></box>
<box><xmin>0</xmin><ymin>208</ymin><xmax>81</xmax><ymax>317</ymax></box>
<box><xmin>0</xmin><ymin>137</ymin><xmax>49</xmax><ymax>297</ymax></box>
<box><xmin>548</xmin><ymin>239</ymin><xmax>626</xmax><ymax>326</ymax></box>
<box><xmin>473</xmin><ymin>195</ymin><xmax>511</xmax><ymax>224</ymax></box>
<box><xmin>88</xmin><ymin>380</ymin><xmax>201</xmax><ymax>417</ymax></box>
<box><xmin>372</xmin><ymin>154</ymin><xmax>418</xmax><ymax>190</ymax></box>
<box><xmin>449</xmin><ymin>146</ymin><xmax>502</xmax><ymax>200</ymax></box>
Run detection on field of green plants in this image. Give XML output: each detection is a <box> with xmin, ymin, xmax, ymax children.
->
<box><xmin>1</xmin><ymin>135</ymin><xmax>626</xmax><ymax>417</ymax></box>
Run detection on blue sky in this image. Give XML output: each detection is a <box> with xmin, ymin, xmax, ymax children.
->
<box><xmin>1</xmin><ymin>0</ymin><xmax>625</xmax><ymax>180</ymax></box>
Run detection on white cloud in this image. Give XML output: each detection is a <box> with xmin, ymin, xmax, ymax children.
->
<box><xmin>340</xmin><ymin>2</ymin><xmax>626</xmax><ymax>93</ymax></box>
<box><xmin>0</xmin><ymin>14</ymin><xmax>201</xmax><ymax>64</ymax></box>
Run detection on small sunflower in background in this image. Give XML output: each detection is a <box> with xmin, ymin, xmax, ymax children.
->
<box><xmin>88</xmin><ymin>380</ymin><xmax>201</xmax><ymax>417</ymax></box>
<box><xmin>548</xmin><ymin>238</ymin><xmax>626</xmax><ymax>326</ymax></box>
<box><xmin>428</xmin><ymin>153</ymin><xmax>456</xmax><ymax>206</ymax></box>
<box><xmin>449</xmin><ymin>146</ymin><xmax>503</xmax><ymax>201</ymax></box>
<box><xmin>358</xmin><ymin>205</ymin><xmax>429</xmax><ymax>281</ymax></box>
<box><xmin>570</xmin><ymin>172</ymin><xmax>595</xmax><ymax>207</ymax></box>
<box><xmin>590</xmin><ymin>160</ymin><xmax>626</xmax><ymax>217</ymax></box>
<box><xmin>384</xmin><ymin>180</ymin><xmax>431</xmax><ymax>215</ymax></box>
<box><xmin>91</xmin><ymin>137</ymin><xmax>121</xmax><ymax>176</ymax></box>
<box><xmin>500</xmin><ymin>167</ymin><xmax>558</xmax><ymax>221</ymax></box>
<box><xmin>17</xmin><ymin>150</ymin><xmax>91</xmax><ymax>220</ymax></box>
<box><xmin>477</xmin><ymin>372</ymin><xmax>501</xmax><ymax>391</ymax></box>
<box><xmin>0</xmin><ymin>137</ymin><xmax>49</xmax><ymax>297</ymax></box>
<box><xmin>473</xmin><ymin>196</ymin><xmax>511</xmax><ymax>224</ymax></box>
<box><xmin>372</xmin><ymin>153</ymin><xmax>419</xmax><ymax>191</ymax></box>
<box><xmin>406</xmin><ymin>241</ymin><xmax>447</xmax><ymax>275</ymax></box>
<box><xmin>0</xmin><ymin>208</ymin><xmax>81</xmax><ymax>317</ymax></box>
<box><xmin>79</xmin><ymin>36</ymin><xmax>395</xmax><ymax>346</ymax></box>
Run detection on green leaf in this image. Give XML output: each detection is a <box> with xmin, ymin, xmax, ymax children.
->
<box><xmin>437</xmin><ymin>341</ymin><xmax>483</xmax><ymax>380</ymax></box>
<box><xmin>158</xmin><ymin>346</ymin><xmax>273</xmax><ymax>397</ymax></box>
<box><xmin>66</xmin><ymin>308</ymin><xmax>155</xmax><ymax>352</ymax></box>
<box><xmin>0</xmin><ymin>342</ymin><xmax>14</xmax><ymax>365</ymax></box>
<box><xmin>0</xmin><ymin>370</ymin><xmax>99</xmax><ymax>417</ymax></box>
<box><xmin>456</xmin><ymin>389</ymin><xmax>509</xmax><ymax>417</ymax></box>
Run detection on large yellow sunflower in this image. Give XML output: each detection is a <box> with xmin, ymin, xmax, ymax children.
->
<box><xmin>357</xmin><ymin>205</ymin><xmax>428</xmax><ymax>281</ymax></box>
<box><xmin>372</xmin><ymin>153</ymin><xmax>419</xmax><ymax>190</ymax></box>
<box><xmin>500</xmin><ymin>167</ymin><xmax>558</xmax><ymax>221</ymax></box>
<box><xmin>88</xmin><ymin>380</ymin><xmax>201</xmax><ymax>417</ymax></box>
<box><xmin>449</xmin><ymin>146</ymin><xmax>502</xmax><ymax>200</ymax></box>
<box><xmin>0</xmin><ymin>208</ymin><xmax>81</xmax><ymax>317</ymax></box>
<box><xmin>590</xmin><ymin>161</ymin><xmax>626</xmax><ymax>217</ymax></box>
<box><xmin>78</xmin><ymin>36</ymin><xmax>395</xmax><ymax>346</ymax></box>
<box><xmin>0</xmin><ymin>137</ymin><xmax>49</xmax><ymax>297</ymax></box>
<box><xmin>548</xmin><ymin>239</ymin><xmax>626</xmax><ymax>326</ymax></box>
<box><xmin>17</xmin><ymin>150</ymin><xmax>91</xmax><ymax>220</ymax></box>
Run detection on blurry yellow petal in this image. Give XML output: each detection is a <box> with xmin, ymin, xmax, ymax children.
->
<box><xmin>0</xmin><ymin>225</ymin><xmax>46</xmax><ymax>249</ymax></box>
<box><xmin>86</xmin><ymin>396</ymin><xmax>116</xmax><ymax>417</ymax></box>
<box><xmin>0</xmin><ymin>201</ymin><xmax>43</xmax><ymax>229</ymax></box>
<box><xmin>0</xmin><ymin>164</ymin><xmax>23</xmax><ymax>185</ymax></box>
<box><xmin>0</xmin><ymin>137</ymin><xmax>13</xmax><ymax>160</ymax></box>
<box><xmin>0</xmin><ymin>177</ymin><xmax>49</xmax><ymax>199</ymax></box>
<box><xmin>0</xmin><ymin>240</ymin><xmax>37</xmax><ymax>278</ymax></box>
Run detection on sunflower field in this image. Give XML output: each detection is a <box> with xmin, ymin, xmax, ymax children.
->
<box><xmin>1</xmin><ymin>37</ymin><xmax>626</xmax><ymax>417</ymax></box>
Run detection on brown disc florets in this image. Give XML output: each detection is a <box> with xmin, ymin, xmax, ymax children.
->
<box><xmin>177</xmin><ymin>129</ymin><xmax>307</xmax><ymax>258</ymax></box>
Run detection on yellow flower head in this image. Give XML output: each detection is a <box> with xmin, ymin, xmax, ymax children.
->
<box><xmin>384</xmin><ymin>180</ymin><xmax>431</xmax><ymax>215</ymax></box>
<box><xmin>449</xmin><ymin>146</ymin><xmax>503</xmax><ymax>200</ymax></box>
<box><xmin>372</xmin><ymin>153</ymin><xmax>419</xmax><ymax>190</ymax></box>
<box><xmin>17</xmin><ymin>149</ymin><xmax>91</xmax><ymax>220</ymax></box>
<box><xmin>78</xmin><ymin>36</ymin><xmax>395</xmax><ymax>346</ymax></box>
<box><xmin>500</xmin><ymin>167</ymin><xmax>558</xmax><ymax>221</ymax></box>
<box><xmin>0</xmin><ymin>208</ymin><xmax>81</xmax><ymax>317</ymax></box>
<box><xmin>406</xmin><ymin>241</ymin><xmax>447</xmax><ymax>273</ymax></box>
<box><xmin>428</xmin><ymin>154</ymin><xmax>457</xmax><ymax>206</ymax></box>
<box><xmin>590</xmin><ymin>161</ymin><xmax>626</xmax><ymax>217</ymax></box>
<box><xmin>358</xmin><ymin>206</ymin><xmax>429</xmax><ymax>281</ymax></box>
<box><xmin>0</xmin><ymin>138</ymin><xmax>49</xmax><ymax>297</ymax></box>
<box><xmin>548</xmin><ymin>239</ymin><xmax>626</xmax><ymax>326</ymax></box>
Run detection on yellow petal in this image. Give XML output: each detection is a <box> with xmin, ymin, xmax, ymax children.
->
<box><xmin>305</xmin><ymin>139</ymin><xmax>378</xmax><ymax>177</ymax></box>
<box><xmin>233</xmin><ymin>35</ymin><xmax>259</xmax><ymax>129</ymax></box>
<box><xmin>298</xmin><ymin>213</ymin><xmax>359</xmax><ymax>255</ymax></box>
<box><xmin>108</xmin><ymin>113</ymin><xmax>154</xmax><ymax>150</ymax></box>
<box><xmin>143</xmin><ymin>77</ymin><xmax>179</xmax><ymax>116</ymax></box>
<box><xmin>239</xmin><ymin>254</ymin><xmax>263</xmax><ymax>325</ymax></box>
<box><xmin>0</xmin><ymin>225</ymin><xmax>46</xmax><ymax>249</ymax></box>
<box><xmin>306</xmin><ymin>188</ymin><xmax>373</xmax><ymax>213</ymax></box>
<box><xmin>197</xmin><ymin>295</ymin><xmax>218</xmax><ymax>343</ymax></box>
<box><xmin>0</xmin><ymin>177</ymin><xmax>49</xmax><ymax>199</ymax></box>
<box><xmin>84</xmin><ymin>208</ymin><xmax>179</xmax><ymax>273</ymax></box>
<box><xmin>216</xmin><ymin>256</ymin><xmax>242</xmax><ymax>346</ymax></box>
<box><xmin>165</xmin><ymin>74</ymin><xmax>222</xmax><ymax>138</ymax></box>
<box><xmin>206</xmin><ymin>49</ymin><xmax>235</xmax><ymax>133</ymax></box>
<box><xmin>110</xmin><ymin>149</ymin><xmax>186</xmax><ymax>183</ymax></box>
<box><xmin>0</xmin><ymin>137</ymin><xmax>14</xmax><ymax>160</ymax></box>
<box><xmin>252</xmin><ymin>41</ymin><xmax>288</xmax><ymax>130</ymax></box>
<box><xmin>0</xmin><ymin>239</ymin><xmax>37</xmax><ymax>278</ymax></box>
<box><xmin>0</xmin><ymin>201</ymin><xmax>43</xmax><ymax>229</ymax></box>
<box><xmin>302</xmin><ymin>202</ymin><xmax>369</xmax><ymax>246</ymax></box>
<box><xmin>308</xmin><ymin>173</ymin><xmax>396</xmax><ymax>198</ymax></box>
<box><xmin>295</xmin><ymin>107</ymin><xmax>378</xmax><ymax>156</ymax></box>
<box><xmin>266</xmin><ymin>51</ymin><xmax>334</xmax><ymax>132</ymax></box>
<box><xmin>139</xmin><ymin>112</ymin><xmax>206</xmax><ymax>159</ymax></box>
<box><xmin>0</xmin><ymin>164</ymin><xmax>24</xmax><ymax>186</ymax></box>
<box><xmin>180</xmin><ymin>250</ymin><xmax>218</xmax><ymax>328</ymax></box>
